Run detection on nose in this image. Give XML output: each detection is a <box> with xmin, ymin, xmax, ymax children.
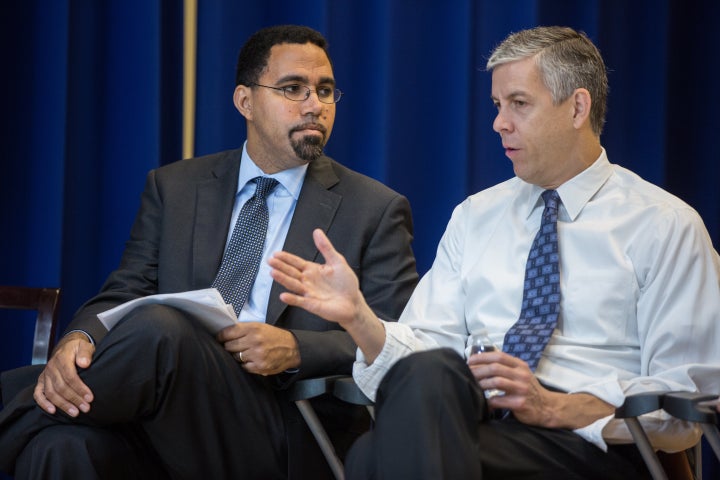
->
<box><xmin>493</xmin><ymin>106</ymin><xmax>510</xmax><ymax>133</ymax></box>
<box><xmin>492</xmin><ymin>109</ymin><xmax>511</xmax><ymax>133</ymax></box>
<box><xmin>300</xmin><ymin>89</ymin><xmax>326</xmax><ymax>113</ymax></box>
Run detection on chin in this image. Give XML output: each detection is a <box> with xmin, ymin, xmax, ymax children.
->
<box><xmin>292</xmin><ymin>136</ymin><xmax>325</xmax><ymax>163</ymax></box>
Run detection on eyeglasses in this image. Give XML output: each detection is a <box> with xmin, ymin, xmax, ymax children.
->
<box><xmin>250</xmin><ymin>83</ymin><xmax>343</xmax><ymax>104</ymax></box>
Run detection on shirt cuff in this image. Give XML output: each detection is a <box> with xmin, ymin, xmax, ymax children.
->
<box><xmin>566</xmin><ymin>378</ymin><xmax>626</xmax><ymax>450</ymax></box>
<box><xmin>353</xmin><ymin>320</ymin><xmax>426</xmax><ymax>401</ymax></box>
<box><xmin>65</xmin><ymin>329</ymin><xmax>96</xmax><ymax>346</ymax></box>
<box><xmin>573</xmin><ymin>414</ymin><xmax>614</xmax><ymax>451</ymax></box>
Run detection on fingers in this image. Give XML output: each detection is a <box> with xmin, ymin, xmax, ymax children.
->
<box><xmin>233</xmin><ymin>350</ymin><xmax>246</xmax><ymax>364</ymax></box>
<box><xmin>40</xmin><ymin>365</ymin><xmax>92</xmax><ymax>417</ymax></box>
<box><xmin>269</xmin><ymin>250</ymin><xmax>307</xmax><ymax>275</ymax></box>
<box><xmin>33</xmin><ymin>372</ymin><xmax>58</xmax><ymax>415</ymax></box>
<box><xmin>35</xmin><ymin>338</ymin><xmax>95</xmax><ymax>417</ymax></box>
<box><xmin>221</xmin><ymin>323</ymin><xmax>300</xmax><ymax>375</ymax></box>
<box><xmin>216</xmin><ymin>321</ymin><xmax>257</xmax><ymax>343</ymax></box>
<box><xmin>216</xmin><ymin>323</ymin><xmax>239</xmax><ymax>343</ymax></box>
<box><xmin>468</xmin><ymin>352</ymin><xmax>533</xmax><ymax>394</ymax></box>
<box><xmin>268</xmin><ymin>260</ymin><xmax>307</xmax><ymax>297</ymax></box>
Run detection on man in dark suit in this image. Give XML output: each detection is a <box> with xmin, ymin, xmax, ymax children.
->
<box><xmin>0</xmin><ymin>25</ymin><xmax>418</xmax><ymax>479</ymax></box>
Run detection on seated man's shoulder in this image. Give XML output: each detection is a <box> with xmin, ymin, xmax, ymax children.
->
<box><xmin>320</xmin><ymin>156</ymin><xmax>404</xmax><ymax>200</ymax></box>
<box><xmin>155</xmin><ymin>149</ymin><xmax>242</xmax><ymax>179</ymax></box>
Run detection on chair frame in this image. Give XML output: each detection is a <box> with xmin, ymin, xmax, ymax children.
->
<box><xmin>0</xmin><ymin>286</ymin><xmax>61</xmax><ymax>364</ymax></box>
<box><xmin>288</xmin><ymin>375</ymin><xmax>374</xmax><ymax>480</ymax></box>
<box><xmin>295</xmin><ymin>379</ymin><xmax>720</xmax><ymax>480</ymax></box>
<box><xmin>615</xmin><ymin>391</ymin><xmax>720</xmax><ymax>480</ymax></box>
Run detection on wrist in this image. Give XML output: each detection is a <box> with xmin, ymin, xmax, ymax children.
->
<box><xmin>63</xmin><ymin>330</ymin><xmax>95</xmax><ymax>346</ymax></box>
<box><xmin>549</xmin><ymin>392</ymin><xmax>614</xmax><ymax>429</ymax></box>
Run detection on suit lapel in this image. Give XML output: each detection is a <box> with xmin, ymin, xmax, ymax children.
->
<box><xmin>265</xmin><ymin>156</ymin><xmax>341</xmax><ymax>325</ymax></box>
<box><xmin>192</xmin><ymin>151</ymin><xmax>241</xmax><ymax>289</ymax></box>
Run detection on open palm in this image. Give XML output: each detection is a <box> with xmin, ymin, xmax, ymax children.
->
<box><xmin>269</xmin><ymin>229</ymin><xmax>366</xmax><ymax>326</ymax></box>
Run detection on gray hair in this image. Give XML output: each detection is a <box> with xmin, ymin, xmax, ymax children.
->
<box><xmin>487</xmin><ymin>26</ymin><xmax>608</xmax><ymax>136</ymax></box>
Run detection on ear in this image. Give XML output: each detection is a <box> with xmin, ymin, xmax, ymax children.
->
<box><xmin>571</xmin><ymin>88</ymin><xmax>592</xmax><ymax>129</ymax></box>
<box><xmin>233</xmin><ymin>85</ymin><xmax>253</xmax><ymax>120</ymax></box>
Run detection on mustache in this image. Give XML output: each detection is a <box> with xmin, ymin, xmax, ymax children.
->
<box><xmin>289</xmin><ymin>122</ymin><xmax>327</xmax><ymax>135</ymax></box>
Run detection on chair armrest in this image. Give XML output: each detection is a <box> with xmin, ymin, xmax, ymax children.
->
<box><xmin>663</xmin><ymin>391</ymin><xmax>720</xmax><ymax>463</ymax></box>
<box><xmin>615</xmin><ymin>391</ymin><xmax>668</xmax><ymax>418</ymax></box>
<box><xmin>615</xmin><ymin>391</ymin><xmax>672</xmax><ymax>480</ymax></box>
<box><xmin>663</xmin><ymin>392</ymin><xmax>719</xmax><ymax>423</ymax></box>
<box><xmin>333</xmin><ymin>377</ymin><xmax>373</xmax><ymax>406</ymax></box>
<box><xmin>285</xmin><ymin>375</ymin><xmax>348</xmax><ymax>401</ymax></box>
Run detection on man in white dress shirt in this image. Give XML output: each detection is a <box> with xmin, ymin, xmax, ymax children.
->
<box><xmin>269</xmin><ymin>26</ymin><xmax>720</xmax><ymax>479</ymax></box>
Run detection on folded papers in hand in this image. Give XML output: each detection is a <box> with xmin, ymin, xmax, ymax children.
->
<box><xmin>97</xmin><ymin>288</ymin><xmax>238</xmax><ymax>334</ymax></box>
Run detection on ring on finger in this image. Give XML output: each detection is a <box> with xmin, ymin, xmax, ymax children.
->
<box><xmin>235</xmin><ymin>351</ymin><xmax>245</xmax><ymax>363</ymax></box>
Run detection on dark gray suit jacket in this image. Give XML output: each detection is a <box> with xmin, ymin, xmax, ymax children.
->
<box><xmin>66</xmin><ymin>147</ymin><xmax>419</xmax><ymax>383</ymax></box>
<box><xmin>0</xmin><ymin>149</ymin><xmax>417</xmax><ymax>478</ymax></box>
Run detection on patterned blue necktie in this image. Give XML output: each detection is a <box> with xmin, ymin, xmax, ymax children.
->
<box><xmin>212</xmin><ymin>176</ymin><xmax>279</xmax><ymax>316</ymax></box>
<box><xmin>502</xmin><ymin>189</ymin><xmax>561</xmax><ymax>371</ymax></box>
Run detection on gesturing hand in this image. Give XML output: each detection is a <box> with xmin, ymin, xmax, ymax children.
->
<box><xmin>269</xmin><ymin>228</ymin><xmax>366</xmax><ymax>327</ymax></box>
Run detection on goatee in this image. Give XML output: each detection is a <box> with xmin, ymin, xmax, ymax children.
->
<box><xmin>291</xmin><ymin>134</ymin><xmax>325</xmax><ymax>162</ymax></box>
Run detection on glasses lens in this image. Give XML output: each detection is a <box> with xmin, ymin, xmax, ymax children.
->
<box><xmin>318</xmin><ymin>89</ymin><xmax>342</xmax><ymax>104</ymax></box>
<box><xmin>283</xmin><ymin>85</ymin><xmax>310</xmax><ymax>101</ymax></box>
<box><xmin>280</xmin><ymin>85</ymin><xmax>342</xmax><ymax>104</ymax></box>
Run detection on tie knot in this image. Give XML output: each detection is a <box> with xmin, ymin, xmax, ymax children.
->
<box><xmin>540</xmin><ymin>189</ymin><xmax>560</xmax><ymax>226</ymax></box>
<box><xmin>253</xmin><ymin>176</ymin><xmax>279</xmax><ymax>200</ymax></box>
<box><xmin>541</xmin><ymin>189</ymin><xmax>560</xmax><ymax>207</ymax></box>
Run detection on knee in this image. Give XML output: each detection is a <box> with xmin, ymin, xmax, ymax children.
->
<box><xmin>110</xmin><ymin>304</ymin><xmax>202</xmax><ymax>347</ymax></box>
<box><xmin>120</xmin><ymin>304</ymin><xmax>193</xmax><ymax>334</ymax></box>
<box><xmin>17</xmin><ymin>425</ymin><xmax>153</xmax><ymax>480</ymax></box>
<box><xmin>378</xmin><ymin>348</ymin><xmax>471</xmax><ymax>402</ymax></box>
<box><xmin>26</xmin><ymin>424</ymin><xmax>86</xmax><ymax>451</ymax></box>
<box><xmin>376</xmin><ymin>348</ymin><xmax>486</xmax><ymax>423</ymax></box>
<box><xmin>388</xmin><ymin>348</ymin><xmax>467</xmax><ymax>383</ymax></box>
<box><xmin>17</xmin><ymin>426</ymin><xmax>93</xmax><ymax>476</ymax></box>
<box><xmin>97</xmin><ymin>304</ymin><xmax>214</xmax><ymax>365</ymax></box>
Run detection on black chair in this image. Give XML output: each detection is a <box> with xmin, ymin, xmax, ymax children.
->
<box><xmin>663</xmin><ymin>392</ymin><xmax>720</xmax><ymax>473</ymax></box>
<box><xmin>615</xmin><ymin>391</ymin><xmax>720</xmax><ymax>480</ymax></box>
<box><xmin>295</xmin><ymin>375</ymin><xmax>720</xmax><ymax>480</ymax></box>
<box><xmin>0</xmin><ymin>286</ymin><xmax>60</xmax><ymax>364</ymax></box>
<box><xmin>288</xmin><ymin>375</ymin><xmax>373</xmax><ymax>480</ymax></box>
<box><xmin>0</xmin><ymin>286</ymin><xmax>61</xmax><ymax>480</ymax></box>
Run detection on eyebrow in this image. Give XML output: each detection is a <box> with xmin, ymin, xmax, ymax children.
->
<box><xmin>275</xmin><ymin>74</ymin><xmax>336</xmax><ymax>87</ymax></box>
<box><xmin>491</xmin><ymin>91</ymin><xmax>529</xmax><ymax>102</ymax></box>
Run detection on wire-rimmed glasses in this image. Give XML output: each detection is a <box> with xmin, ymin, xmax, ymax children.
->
<box><xmin>250</xmin><ymin>83</ymin><xmax>342</xmax><ymax>104</ymax></box>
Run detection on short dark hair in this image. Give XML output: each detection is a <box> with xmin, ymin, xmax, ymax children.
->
<box><xmin>235</xmin><ymin>25</ymin><xmax>331</xmax><ymax>87</ymax></box>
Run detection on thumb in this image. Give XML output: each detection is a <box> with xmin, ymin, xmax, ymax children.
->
<box><xmin>312</xmin><ymin>228</ymin><xmax>342</xmax><ymax>264</ymax></box>
<box><xmin>76</xmin><ymin>341</ymin><xmax>95</xmax><ymax>369</ymax></box>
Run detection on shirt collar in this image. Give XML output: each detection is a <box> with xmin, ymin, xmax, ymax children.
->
<box><xmin>239</xmin><ymin>142</ymin><xmax>308</xmax><ymax>200</ymax></box>
<box><xmin>521</xmin><ymin>148</ymin><xmax>612</xmax><ymax>221</ymax></box>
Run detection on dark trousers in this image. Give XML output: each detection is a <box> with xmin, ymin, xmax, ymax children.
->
<box><xmin>345</xmin><ymin>348</ymin><xmax>650</xmax><ymax>480</ymax></box>
<box><xmin>0</xmin><ymin>304</ymin><xmax>296</xmax><ymax>479</ymax></box>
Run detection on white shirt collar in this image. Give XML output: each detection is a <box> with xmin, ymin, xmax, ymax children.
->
<box><xmin>520</xmin><ymin>148</ymin><xmax>612</xmax><ymax>221</ymax></box>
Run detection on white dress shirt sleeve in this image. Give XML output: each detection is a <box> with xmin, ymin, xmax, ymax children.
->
<box><xmin>568</xmin><ymin>202</ymin><xmax>720</xmax><ymax>451</ymax></box>
<box><xmin>354</xmin><ymin>201</ymin><xmax>473</xmax><ymax>400</ymax></box>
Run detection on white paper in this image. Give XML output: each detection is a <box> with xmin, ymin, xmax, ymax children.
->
<box><xmin>97</xmin><ymin>288</ymin><xmax>238</xmax><ymax>334</ymax></box>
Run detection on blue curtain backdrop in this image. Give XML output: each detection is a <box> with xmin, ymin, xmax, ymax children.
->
<box><xmin>1</xmin><ymin>0</ymin><xmax>718</xmax><ymax>473</ymax></box>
